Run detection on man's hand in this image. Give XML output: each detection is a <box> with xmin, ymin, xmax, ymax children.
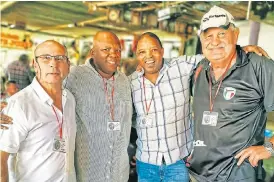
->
<box><xmin>0</xmin><ymin>113</ymin><xmax>13</xmax><ymax>130</ymax></box>
<box><xmin>0</xmin><ymin>102</ymin><xmax>7</xmax><ymax>111</ymax></box>
<box><xmin>235</xmin><ymin>146</ymin><xmax>271</xmax><ymax>167</ymax></box>
<box><xmin>130</xmin><ymin>156</ymin><xmax>136</xmax><ymax>166</ymax></box>
<box><xmin>242</xmin><ymin>45</ymin><xmax>270</xmax><ymax>59</ymax></box>
<box><xmin>185</xmin><ymin>155</ymin><xmax>191</xmax><ymax>167</ymax></box>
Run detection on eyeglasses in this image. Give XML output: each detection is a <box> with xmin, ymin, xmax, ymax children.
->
<box><xmin>35</xmin><ymin>55</ymin><xmax>68</xmax><ymax>63</ymax></box>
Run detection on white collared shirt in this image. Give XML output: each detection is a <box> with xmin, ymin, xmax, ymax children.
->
<box><xmin>0</xmin><ymin>77</ymin><xmax>76</xmax><ymax>182</ymax></box>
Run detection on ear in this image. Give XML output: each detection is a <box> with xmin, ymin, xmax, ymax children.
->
<box><xmin>89</xmin><ymin>48</ymin><xmax>95</xmax><ymax>58</ymax></box>
<box><xmin>160</xmin><ymin>47</ymin><xmax>164</xmax><ymax>57</ymax></box>
<box><xmin>233</xmin><ymin>27</ymin><xmax>240</xmax><ymax>44</ymax></box>
<box><xmin>67</xmin><ymin>60</ymin><xmax>71</xmax><ymax>71</ymax></box>
<box><xmin>32</xmin><ymin>59</ymin><xmax>38</xmax><ymax>72</ymax></box>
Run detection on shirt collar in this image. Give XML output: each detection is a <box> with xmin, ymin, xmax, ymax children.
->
<box><xmin>30</xmin><ymin>77</ymin><xmax>68</xmax><ymax>106</ymax></box>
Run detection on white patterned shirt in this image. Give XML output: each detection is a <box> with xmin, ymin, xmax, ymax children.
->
<box><xmin>66</xmin><ymin>60</ymin><xmax>132</xmax><ymax>182</ymax></box>
<box><xmin>129</xmin><ymin>55</ymin><xmax>203</xmax><ymax>165</ymax></box>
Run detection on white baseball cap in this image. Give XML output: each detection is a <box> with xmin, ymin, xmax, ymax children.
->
<box><xmin>200</xmin><ymin>5</ymin><xmax>235</xmax><ymax>32</ymax></box>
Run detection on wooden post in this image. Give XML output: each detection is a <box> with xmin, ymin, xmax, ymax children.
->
<box><xmin>249</xmin><ymin>20</ymin><xmax>261</xmax><ymax>45</ymax></box>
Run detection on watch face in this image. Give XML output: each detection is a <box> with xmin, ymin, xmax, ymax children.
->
<box><xmin>108</xmin><ymin>9</ymin><xmax>120</xmax><ymax>22</ymax></box>
<box><xmin>264</xmin><ymin>141</ymin><xmax>274</xmax><ymax>156</ymax></box>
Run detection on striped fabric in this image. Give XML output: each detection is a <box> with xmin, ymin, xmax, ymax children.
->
<box><xmin>5</xmin><ymin>60</ymin><xmax>34</xmax><ymax>90</ymax></box>
<box><xmin>129</xmin><ymin>55</ymin><xmax>203</xmax><ymax>166</ymax></box>
<box><xmin>65</xmin><ymin>60</ymin><xmax>133</xmax><ymax>182</ymax></box>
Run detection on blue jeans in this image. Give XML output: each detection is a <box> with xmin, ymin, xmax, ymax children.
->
<box><xmin>136</xmin><ymin>159</ymin><xmax>189</xmax><ymax>182</ymax></box>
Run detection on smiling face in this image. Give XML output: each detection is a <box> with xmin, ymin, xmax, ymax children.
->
<box><xmin>136</xmin><ymin>35</ymin><xmax>164</xmax><ymax>76</ymax></box>
<box><xmin>91</xmin><ymin>31</ymin><xmax>121</xmax><ymax>79</ymax></box>
<box><xmin>200</xmin><ymin>25</ymin><xmax>239</xmax><ymax>65</ymax></box>
<box><xmin>34</xmin><ymin>40</ymin><xmax>70</xmax><ymax>85</ymax></box>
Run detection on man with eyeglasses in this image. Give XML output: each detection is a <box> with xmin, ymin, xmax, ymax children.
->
<box><xmin>0</xmin><ymin>31</ymin><xmax>132</xmax><ymax>182</ymax></box>
<box><xmin>0</xmin><ymin>40</ymin><xmax>76</xmax><ymax>182</ymax></box>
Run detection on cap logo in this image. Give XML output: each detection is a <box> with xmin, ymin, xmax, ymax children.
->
<box><xmin>203</xmin><ymin>14</ymin><xmax>226</xmax><ymax>22</ymax></box>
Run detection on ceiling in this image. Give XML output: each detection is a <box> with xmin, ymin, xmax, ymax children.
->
<box><xmin>0</xmin><ymin>1</ymin><xmax>262</xmax><ymax>38</ymax></box>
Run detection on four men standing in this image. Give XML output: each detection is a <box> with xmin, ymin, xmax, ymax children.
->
<box><xmin>0</xmin><ymin>5</ymin><xmax>274</xmax><ymax>182</ymax></box>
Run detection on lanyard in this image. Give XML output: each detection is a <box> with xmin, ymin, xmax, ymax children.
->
<box><xmin>142</xmin><ymin>76</ymin><xmax>154</xmax><ymax>115</ymax></box>
<box><xmin>103</xmin><ymin>76</ymin><xmax>115</xmax><ymax>121</ymax></box>
<box><xmin>52</xmin><ymin>106</ymin><xmax>63</xmax><ymax>139</ymax></box>
<box><xmin>208</xmin><ymin>57</ymin><xmax>234</xmax><ymax>112</ymax></box>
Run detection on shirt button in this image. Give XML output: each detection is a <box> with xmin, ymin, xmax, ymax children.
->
<box><xmin>108</xmin><ymin>161</ymin><xmax>111</xmax><ymax>164</ymax></box>
<box><xmin>106</xmin><ymin>175</ymin><xmax>109</xmax><ymax>179</ymax></box>
<box><xmin>109</xmin><ymin>145</ymin><xmax>113</xmax><ymax>149</ymax></box>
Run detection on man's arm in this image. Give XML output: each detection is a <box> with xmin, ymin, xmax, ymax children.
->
<box><xmin>242</xmin><ymin>45</ymin><xmax>270</xmax><ymax>59</ymax></box>
<box><xmin>0</xmin><ymin>151</ymin><xmax>10</xmax><ymax>182</ymax></box>
<box><xmin>235</xmin><ymin>55</ymin><xmax>274</xmax><ymax>167</ymax></box>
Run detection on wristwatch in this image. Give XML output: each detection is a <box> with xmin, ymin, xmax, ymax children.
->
<box><xmin>263</xmin><ymin>141</ymin><xmax>274</xmax><ymax>157</ymax></box>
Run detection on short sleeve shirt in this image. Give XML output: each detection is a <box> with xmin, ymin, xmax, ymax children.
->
<box><xmin>0</xmin><ymin>77</ymin><xmax>77</xmax><ymax>182</ymax></box>
<box><xmin>189</xmin><ymin>46</ymin><xmax>274</xmax><ymax>181</ymax></box>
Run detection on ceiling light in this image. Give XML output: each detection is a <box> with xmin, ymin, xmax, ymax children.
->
<box><xmin>68</xmin><ymin>24</ymin><xmax>74</xmax><ymax>28</ymax></box>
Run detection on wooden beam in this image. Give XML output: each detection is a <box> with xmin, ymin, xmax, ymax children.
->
<box><xmin>0</xmin><ymin>1</ymin><xmax>17</xmax><ymax>12</ymax></box>
<box><xmin>37</xmin><ymin>16</ymin><xmax>107</xmax><ymax>31</ymax></box>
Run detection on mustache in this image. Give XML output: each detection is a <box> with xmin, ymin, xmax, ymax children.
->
<box><xmin>206</xmin><ymin>44</ymin><xmax>225</xmax><ymax>50</ymax></box>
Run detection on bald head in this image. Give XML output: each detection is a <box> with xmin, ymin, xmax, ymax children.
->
<box><xmin>34</xmin><ymin>40</ymin><xmax>67</xmax><ymax>57</ymax></box>
<box><xmin>90</xmin><ymin>31</ymin><xmax>121</xmax><ymax>79</ymax></box>
<box><xmin>93</xmin><ymin>31</ymin><xmax>120</xmax><ymax>48</ymax></box>
<box><xmin>33</xmin><ymin>40</ymin><xmax>70</xmax><ymax>85</ymax></box>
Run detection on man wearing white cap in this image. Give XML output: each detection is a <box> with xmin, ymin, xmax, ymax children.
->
<box><xmin>189</xmin><ymin>6</ymin><xmax>274</xmax><ymax>182</ymax></box>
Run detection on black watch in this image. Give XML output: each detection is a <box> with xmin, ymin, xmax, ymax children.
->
<box><xmin>263</xmin><ymin>141</ymin><xmax>274</xmax><ymax>157</ymax></box>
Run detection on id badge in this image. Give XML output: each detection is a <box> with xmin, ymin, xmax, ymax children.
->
<box><xmin>107</xmin><ymin>121</ymin><xmax>121</xmax><ymax>131</ymax></box>
<box><xmin>140</xmin><ymin>116</ymin><xmax>153</xmax><ymax>128</ymax></box>
<box><xmin>53</xmin><ymin>136</ymin><xmax>66</xmax><ymax>153</ymax></box>
<box><xmin>202</xmin><ymin>111</ymin><xmax>218</xmax><ymax>126</ymax></box>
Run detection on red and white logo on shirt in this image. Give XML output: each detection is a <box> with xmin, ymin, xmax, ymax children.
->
<box><xmin>223</xmin><ymin>87</ymin><xmax>236</xmax><ymax>100</ymax></box>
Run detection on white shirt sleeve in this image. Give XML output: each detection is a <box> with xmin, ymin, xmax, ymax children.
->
<box><xmin>169</xmin><ymin>54</ymin><xmax>204</xmax><ymax>71</ymax></box>
<box><xmin>0</xmin><ymin>100</ymin><xmax>29</xmax><ymax>153</ymax></box>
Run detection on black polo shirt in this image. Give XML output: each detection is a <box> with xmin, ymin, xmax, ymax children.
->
<box><xmin>189</xmin><ymin>45</ymin><xmax>274</xmax><ymax>182</ymax></box>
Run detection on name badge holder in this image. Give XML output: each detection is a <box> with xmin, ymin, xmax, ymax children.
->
<box><xmin>53</xmin><ymin>136</ymin><xmax>66</xmax><ymax>153</ymax></box>
<box><xmin>203</xmin><ymin>56</ymin><xmax>233</xmax><ymax>127</ymax></box>
<box><xmin>52</xmin><ymin>106</ymin><xmax>66</xmax><ymax>153</ymax></box>
<box><xmin>107</xmin><ymin>121</ymin><xmax>121</xmax><ymax>131</ymax></box>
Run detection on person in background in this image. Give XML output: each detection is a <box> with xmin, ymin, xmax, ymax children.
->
<box><xmin>0</xmin><ymin>80</ymin><xmax>19</xmax><ymax>110</ymax></box>
<box><xmin>189</xmin><ymin>6</ymin><xmax>274</xmax><ymax>182</ymax></box>
<box><xmin>0</xmin><ymin>40</ymin><xmax>76</xmax><ymax>182</ymax></box>
<box><xmin>5</xmin><ymin>54</ymin><xmax>35</xmax><ymax>90</ymax></box>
